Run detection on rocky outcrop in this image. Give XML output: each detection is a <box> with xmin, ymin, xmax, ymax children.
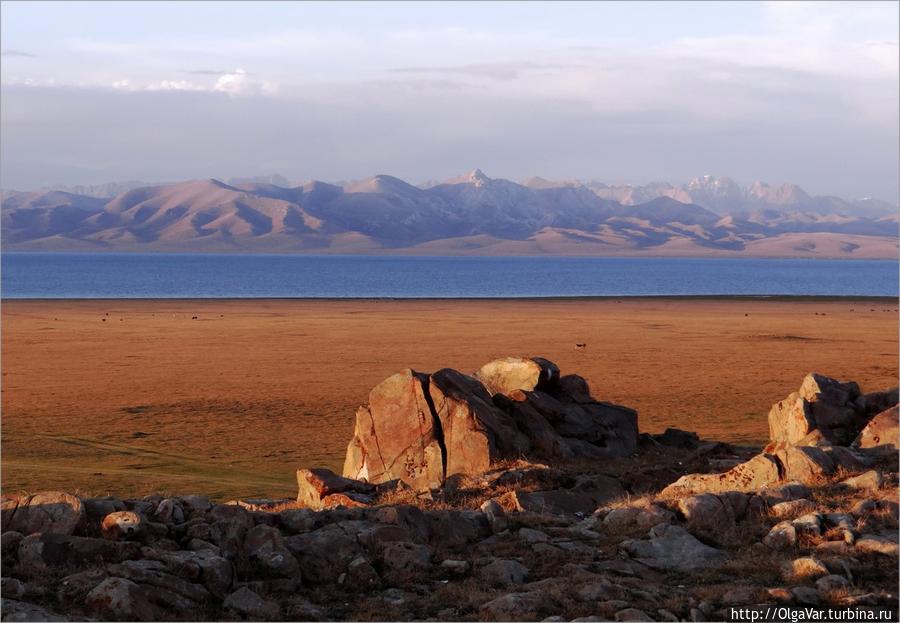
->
<box><xmin>768</xmin><ymin>373</ymin><xmax>896</xmax><ymax>446</ymax></box>
<box><xmin>854</xmin><ymin>405</ymin><xmax>899</xmax><ymax>452</ymax></box>
<box><xmin>341</xmin><ymin>357</ymin><xmax>638</xmax><ymax>492</ymax></box>
<box><xmin>665</xmin><ymin>374</ymin><xmax>897</xmax><ymax>497</ymax></box>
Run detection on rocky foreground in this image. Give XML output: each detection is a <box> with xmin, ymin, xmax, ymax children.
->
<box><xmin>2</xmin><ymin>357</ymin><xmax>898</xmax><ymax>622</ymax></box>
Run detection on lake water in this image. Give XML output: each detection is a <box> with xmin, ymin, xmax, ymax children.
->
<box><xmin>1</xmin><ymin>253</ymin><xmax>897</xmax><ymax>299</ymax></box>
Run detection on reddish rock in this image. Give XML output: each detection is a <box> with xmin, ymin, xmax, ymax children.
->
<box><xmin>429</xmin><ymin>368</ymin><xmax>530</xmax><ymax>478</ymax></box>
<box><xmin>296</xmin><ymin>468</ymin><xmax>375</xmax><ymax>510</ymax></box>
<box><xmin>101</xmin><ymin>511</ymin><xmax>144</xmax><ymax>541</ymax></box>
<box><xmin>855</xmin><ymin>405</ymin><xmax>899</xmax><ymax>451</ymax></box>
<box><xmin>342</xmin><ymin>369</ymin><xmax>445</xmax><ymax>490</ymax></box>
<box><xmin>662</xmin><ymin>452</ymin><xmax>782</xmax><ymax>495</ymax></box>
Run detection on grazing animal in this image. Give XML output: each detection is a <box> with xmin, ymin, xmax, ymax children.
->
<box><xmin>575</xmin><ymin>343</ymin><xmax>586</xmax><ymax>350</ymax></box>
<box><xmin>192</xmin><ymin>316</ymin><xmax>198</xmax><ymax>320</ymax></box>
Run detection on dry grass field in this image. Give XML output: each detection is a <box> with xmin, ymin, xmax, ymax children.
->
<box><xmin>2</xmin><ymin>298</ymin><xmax>897</xmax><ymax>500</ymax></box>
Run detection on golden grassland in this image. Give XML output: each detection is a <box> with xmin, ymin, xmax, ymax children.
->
<box><xmin>2</xmin><ymin>298</ymin><xmax>897</xmax><ymax>499</ymax></box>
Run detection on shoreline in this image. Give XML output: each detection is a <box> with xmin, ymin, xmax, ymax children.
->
<box><xmin>4</xmin><ymin>294</ymin><xmax>899</xmax><ymax>303</ymax></box>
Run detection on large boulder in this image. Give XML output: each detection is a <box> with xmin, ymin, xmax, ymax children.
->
<box><xmin>769</xmin><ymin>373</ymin><xmax>877</xmax><ymax>446</ymax></box>
<box><xmin>474</xmin><ymin>357</ymin><xmax>560</xmax><ymax>397</ymax></box>
<box><xmin>296</xmin><ymin>468</ymin><xmax>375</xmax><ymax>509</ymax></box>
<box><xmin>553</xmin><ymin>401</ymin><xmax>638</xmax><ymax>456</ymax></box>
<box><xmin>429</xmin><ymin>368</ymin><xmax>530</xmax><ymax>479</ymax></box>
<box><xmin>662</xmin><ymin>452</ymin><xmax>782</xmax><ymax>495</ymax></box>
<box><xmin>342</xmin><ymin>369</ymin><xmax>445</xmax><ymax>490</ymax></box>
<box><xmin>1</xmin><ymin>492</ymin><xmax>85</xmax><ymax>536</ymax></box>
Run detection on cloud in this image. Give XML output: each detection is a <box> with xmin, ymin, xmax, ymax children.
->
<box><xmin>107</xmin><ymin>69</ymin><xmax>277</xmax><ymax>96</ymax></box>
<box><xmin>1</xmin><ymin>49</ymin><xmax>36</xmax><ymax>58</ymax></box>
<box><xmin>186</xmin><ymin>69</ymin><xmax>228</xmax><ymax>76</ymax></box>
<box><xmin>389</xmin><ymin>62</ymin><xmax>568</xmax><ymax>82</ymax></box>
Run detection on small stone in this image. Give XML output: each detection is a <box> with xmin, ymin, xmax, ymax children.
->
<box><xmin>791</xmin><ymin>586</ymin><xmax>821</xmax><ymax>605</ymax></box>
<box><xmin>816</xmin><ymin>574</ymin><xmax>850</xmax><ymax>593</ymax></box>
<box><xmin>855</xmin><ymin>534</ymin><xmax>899</xmax><ymax>556</ymax></box>
<box><xmin>1</xmin><ymin>577</ymin><xmax>26</xmax><ymax>599</ymax></box>
<box><xmin>223</xmin><ymin>586</ymin><xmax>280</xmax><ymax>621</ymax></box>
<box><xmin>615</xmin><ymin>608</ymin><xmax>654</xmax><ymax>621</ymax></box>
<box><xmin>480</xmin><ymin>499</ymin><xmax>509</xmax><ymax>534</ymax></box>
<box><xmin>837</xmin><ymin>470</ymin><xmax>884</xmax><ymax>492</ymax></box>
<box><xmin>479</xmin><ymin>558</ymin><xmax>529</xmax><ymax>587</ymax></box>
<box><xmin>480</xmin><ymin>591</ymin><xmax>547</xmax><ymax>621</ymax></box>
<box><xmin>440</xmin><ymin>559</ymin><xmax>470</xmax><ymax>575</ymax></box>
<box><xmin>791</xmin><ymin>513</ymin><xmax>823</xmax><ymax>536</ymax></box>
<box><xmin>763</xmin><ymin>521</ymin><xmax>797</xmax><ymax>550</ymax></box>
<box><xmin>518</xmin><ymin>528</ymin><xmax>549</xmax><ymax>544</ymax></box>
<box><xmin>784</xmin><ymin>557</ymin><xmax>829</xmax><ymax>581</ymax></box>
<box><xmin>770</xmin><ymin>499</ymin><xmax>816</xmax><ymax>518</ymax></box>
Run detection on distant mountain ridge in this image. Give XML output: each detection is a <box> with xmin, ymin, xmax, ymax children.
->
<box><xmin>2</xmin><ymin>170</ymin><xmax>897</xmax><ymax>258</ymax></box>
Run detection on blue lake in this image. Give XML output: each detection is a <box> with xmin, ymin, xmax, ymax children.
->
<box><xmin>1</xmin><ymin>253</ymin><xmax>897</xmax><ymax>299</ymax></box>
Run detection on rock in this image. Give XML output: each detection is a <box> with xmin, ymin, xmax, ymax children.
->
<box><xmin>518</xmin><ymin>528</ymin><xmax>549</xmax><ymax>544</ymax></box>
<box><xmin>554</xmin><ymin>374</ymin><xmax>594</xmax><ymax>403</ymax></box>
<box><xmin>296</xmin><ymin>467</ymin><xmax>375</xmax><ymax>509</ymax></box>
<box><xmin>790</xmin><ymin>586</ymin><xmax>821</xmax><ymax>605</ymax></box>
<box><xmin>615</xmin><ymin>608</ymin><xmax>654</xmax><ymax>621</ymax></box>
<box><xmin>85</xmin><ymin>577</ymin><xmax>161</xmax><ymax>621</ymax></box>
<box><xmin>763</xmin><ymin>521</ymin><xmax>798</xmax><ymax>550</ymax></box>
<box><xmin>854</xmin><ymin>405</ymin><xmax>899</xmax><ymax>451</ymax></box>
<box><xmin>478</xmin><ymin>558</ymin><xmax>529</xmax><ymax>587</ymax></box>
<box><xmin>783</xmin><ymin>557</ymin><xmax>829</xmax><ymax>580</ymax></box>
<box><xmin>1</xmin><ymin>599</ymin><xmax>69</xmax><ymax>622</ymax></box>
<box><xmin>223</xmin><ymin>586</ymin><xmax>280</xmax><ymax>621</ymax></box>
<box><xmin>769</xmin><ymin>374</ymin><xmax>873</xmax><ymax>446</ymax></box>
<box><xmin>286</xmin><ymin>524</ymin><xmax>363</xmax><ymax>583</ymax></box>
<box><xmin>553</xmin><ymin>401</ymin><xmax>638</xmax><ymax>456</ymax></box>
<box><xmin>480</xmin><ymin>499</ymin><xmax>509</xmax><ymax>534</ymax></box>
<box><xmin>180</xmin><ymin>495</ymin><xmax>212</xmax><ymax>515</ymax></box>
<box><xmin>474</xmin><ymin>356</ymin><xmax>560</xmax><ymax>397</ymax></box>
<box><xmin>380</xmin><ymin>541</ymin><xmax>431</xmax><ymax>577</ymax></box>
<box><xmin>58</xmin><ymin>569</ymin><xmax>108</xmax><ymax>606</ymax></box>
<box><xmin>106</xmin><ymin>559</ymin><xmax>211</xmax><ymax>606</ymax></box>
<box><xmin>837</xmin><ymin>470</ymin><xmax>884</xmax><ymax>492</ymax></box>
<box><xmin>154</xmin><ymin>498</ymin><xmax>185</xmax><ymax>525</ymax></box>
<box><xmin>577</xmin><ymin>579</ymin><xmax>625</xmax><ymax>601</ymax></box>
<box><xmin>1</xmin><ymin>577</ymin><xmax>26</xmax><ymax>599</ymax></box>
<box><xmin>151</xmin><ymin>549</ymin><xmax>233</xmax><ymax>599</ymax></box>
<box><xmin>346</xmin><ymin>556</ymin><xmax>381</xmax><ymax>589</ymax></box>
<box><xmin>620</xmin><ymin>524</ymin><xmax>726</xmax><ymax>572</ymax></box>
<box><xmin>17</xmin><ymin>533</ymin><xmax>140</xmax><ymax>573</ymax></box>
<box><xmin>493</xmin><ymin>392</ymin><xmax>573</xmax><ymax>459</ymax></box>
<box><xmin>1</xmin><ymin>531</ymin><xmax>23</xmax><ymax>563</ymax></box>
<box><xmin>479</xmin><ymin>591</ymin><xmax>548</xmax><ymax>621</ymax></box>
<box><xmin>722</xmin><ymin>587</ymin><xmax>758</xmax><ymax>605</ymax></box>
<box><xmin>278</xmin><ymin>508</ymin><xmax>316</xmax><ymax>534</ymax></box>
<box><xmin>770</xmin><ymin>499</ymin><xmax>817</xmax><ymax>518</ymax></box>
<box><xmin>429</xmin><ymin>367</ymin><xmax>530</xmax><ymax>477</ymax></box>
<box><xmin>772</xmin><ymin>444</ymin><xmax>835</xmax><ymax>483</ymax></box>
<box><xmin>816</xmin><ymin>574</ymin><xmax>850</xmax><ymax>592</ymax></box>
<box><xmin>855</xmin><ymin>534</ymin><xmax>899</xmax><ymax>556</ymax></box>
<box><xmin>662</xmin><ymin>452</ymin><xmax>781</xmax><ymax>495</ymax></box>
<box><xmin>101</xmin><ymin>511</ymin><xmax>144</xmax><ymax>541</ymax></box>
<box><xmin>241</xmin><ymin>523</ymin><xmax>300</xmax><ymax>578</ymax></box>
<box><xmin>602</xmin><ymin>502</ymin><xmax>675</xmax><ymax>531</ymax></box>
<box><xmin>1</xmin><ymin>492</ymin><xmax>85</xmax><ymax>536</ymax></box>
<box><xmin>342</xmin><ymin>369</ymin><xmax>445</xmax><ymax>490</ymax></box>
<box><xmin>792</xmin><ymin>513</ymin><xmax>823</xmax><ymax>536</ymax></box>
<box><xmin>677</xmin><ymin>494</ymin><xmax>735</xmax><ymax>532</ymax></box>
<box><xmin>511</xmin><ymin>479</ymin><xmax>624</xmax><ymax>517</ymax></box>
<box><xmin>439</xmin><ymin>559</ymin><xmax>470</xmax><ymax>575</ymax></box>
<box><xmin>654</xmin><ymin>428</ymin><xmax>700</xmax><ymax>448</ymax></box>
<box><xmin>758</xmin><ymin>482</ymin><xmax>812</xmax><ymax>505</ymax></box>
<box><xmin>855</xmin><ymin>388</ymin><xmax>900</xmax><ymax>416</ymax></box>
<box><xmin>207</xmin><ymin>504</ymin><xmax>254</xmax><ymax>561</ymax></box>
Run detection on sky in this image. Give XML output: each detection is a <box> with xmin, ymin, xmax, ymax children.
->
<box><xmin>1</xmin><ymin>1</ymin><xmax>898</xmax><ymax>200</ymax></box>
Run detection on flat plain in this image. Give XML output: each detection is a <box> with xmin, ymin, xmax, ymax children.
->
<box><xmin>2</xmin><ymin>298</ymin><xmax>897</xmax><ymax>500</ymax></box>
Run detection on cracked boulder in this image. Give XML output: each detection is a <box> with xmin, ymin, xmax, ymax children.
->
<box><xmin>854</xmin><ymin>405</ymin><xmax>899</xmax><ymax>452</ymax></box>
<box><xmin>342</xmin><ymin>369</ymin><xmax>445</xmax><ymax>490</ymax></box>
<box><xmin>429</xmin><ymin>368</ymin><xmax>530</xmax><ymax>478</ymax></box>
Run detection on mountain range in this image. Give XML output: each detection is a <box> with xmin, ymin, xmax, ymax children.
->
<box><xmin>2</xmin><ymin>171</ymin><xmax>897</xmax><ymax>257</ymax></box>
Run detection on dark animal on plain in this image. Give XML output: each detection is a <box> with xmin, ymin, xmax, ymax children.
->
<box><xmin>575</xmin><ymin>343</ymin><xmax>586</xmax><ymax>350</ymax></box>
